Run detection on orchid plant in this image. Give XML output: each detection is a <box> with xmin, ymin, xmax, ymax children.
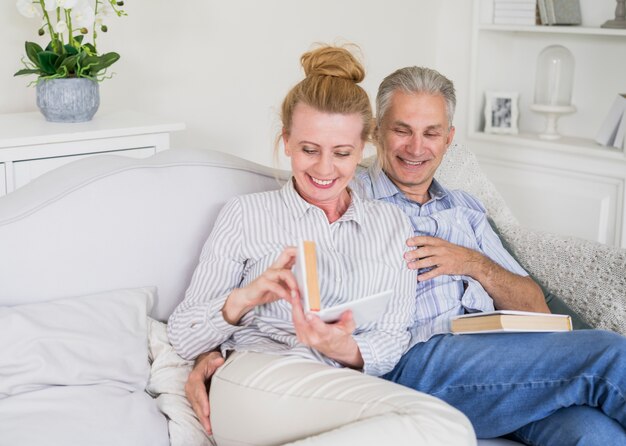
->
<box><xmin>15</xmin><ymin>0</ymin><xmax>127</xmax><ymax>83</ymax></box>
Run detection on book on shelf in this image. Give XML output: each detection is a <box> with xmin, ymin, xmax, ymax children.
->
<box><xmin>493</xmin><ymin>0</ymin><xmax>536</xmax><ymax>4</ymax></box>
<box><xmin>293</xmin><ymin>240</ymin><xmax>393</xmax><ymax>325</ymax></box>
<box><xmin>450</xmin><ymin>310</ymin><xmax>573</xmax><ymax>334</ymax></box>
<box><xmin>595</xmin><ymin>94</ymin><xmax>626</xmax><ymax>149</ymax></box>
<box><xmin>495</xmin><ymin>3</ymin><xmax>537</xmax><ymax>11</ymax></box>
<box><xmin>538</xmin><ymin>0</ymin><xmax>549</xmax><ymax>23</ymax></box>
<box><xmin>538</xmin><ymin>0</ymin><xmax>581</xmax><ymax>25</ymax></box>
<box><xmin>613</xmin><ymin>110</ymin><xmax>626</xmax><ymax>151</ymax></box>
<box><xmin>494</xmin><ymin>16</ymin><xmax>537</xmax><ymax>25</ymax></box>
<box><xmin>494</xmin><ymin>9</ymin><xmax>536</xmax><ymax>18</ymax></box>
<box><xmin>493</xmin><ymin>0</ymin><xmax>538</xmax><ymax>25</ymax></box>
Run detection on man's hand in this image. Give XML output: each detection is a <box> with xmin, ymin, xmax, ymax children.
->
<box><xmin>185</xmin><ymin>350</ymin><xmax>225</xmax><ymax>434</ymax></box>
<box><xmin>405</xmin><ymin>235</ymin><xmax>481</xmax><ymax>281</ymax></box>
<box><xmin>405</xmin><ymin>235</ymin><xmax>549</xmax><ymax>313</ymax></box>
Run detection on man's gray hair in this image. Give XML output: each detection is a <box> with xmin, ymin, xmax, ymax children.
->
<box><xmin>376</xmin><ymin>66</ymin><xmax>456</xmax><ymax>128</ymax></box>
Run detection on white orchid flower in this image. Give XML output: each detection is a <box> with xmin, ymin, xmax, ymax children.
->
<box><xmin>43</xmin><ymin>0</ymin><xmax>58</xmax><ymax>11</ymax></box>
<box><xmin>95</xmin><ymin>1</ymin><xmax>113</xmax><ymax>24</ymax></box>
<box><xmin>43</xmin><ymin>0</ymin><xmax>80</xmax><ymax>11</ymax></box>
<box><xmin>57</xmin><ymin>0</ymin><xmax>80</xmax><ymax>9</ymax></box>
<box><xmin>55</xmin><ymin>19</ymin><xmax>68</xmax><ymax>34</ymax></box>
<box><xmin>16</xmin><ymin>0</ymin><xmax>41</xmax><ymax>18</ymax></box>
<box><xmin>72</xmin><ymin>4</ymin><xmax>95</xmax><ymax>28</ymax></box>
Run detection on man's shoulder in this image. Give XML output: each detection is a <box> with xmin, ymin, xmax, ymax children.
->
<box><xmin>438</xmin><ymin>184</ymin><xmax>487</xmax><ymax>213</ymax></box>
<box><xmin>358</xmin><ymin>196</ymin><xmax>413</xmax><ymax>235</ymax></box>
<box><xmin>353</xmin><ymin>165</ymin><xmax>375</xmax><ymax>199</ymax></box>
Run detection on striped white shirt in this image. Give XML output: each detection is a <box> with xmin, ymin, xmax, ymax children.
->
<box><xmin>355</xmin><ymin>161</ymin><xmax>528</xmax><ymax>349</ymax></box>
<box><xmin>167</xmin><ymin>178</ymin><xmax>416</xmax><ymax>376</ymax></box>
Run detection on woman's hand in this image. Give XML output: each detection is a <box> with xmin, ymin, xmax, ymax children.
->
<box><xmin>222</xmin><ymin>247</ymin><xmax>299</xmax><ymax>325</ymax></box>
<box><xmin>291</xmin><ymin>296</ymin><xmax>364</xmax><ymax>369</ymax></box>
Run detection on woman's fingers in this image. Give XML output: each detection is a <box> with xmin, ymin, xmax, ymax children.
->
<box><xmin>270</xmin><ymin>246</ymin><xmax>298</xmax><ymax>269</ymax></box>
<box><xmin>336</xmin><ymin>310</ymin><xmax>356</xmax><ymax>334</ymax></box>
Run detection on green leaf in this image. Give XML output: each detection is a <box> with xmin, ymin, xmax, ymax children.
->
<box><xmin>90</xmin><ymin>52</ymin><xmax>120</xmax><ymax>75</ymax></box>
<box><xmin>45</xmin><ymin>39</ymin><xmax>63</xmax><ymax>54</ymax></box>
<box><xmin>14</xmin><ymin>68</ymin><xmax>41</xmax><ymax>77</ymax></box>
<box><xmin>55</xmin><ymin>65</ymin><xmax>68</xmax><ymax>77</ymax></box>
<box><xmin>64</xmin><ymin>44</ymin><xmax>79</xmax><ymax>56</ymax></box>
<box><xmin>82</xmin><ymin>43</ymin><xmax>96</xmax><ymax>55</ymax></box>
<box><xmin>54</xmin><ymin>53</ymin><xmax>67</xmax><ymax>69</ymax></box>
<box><xmin>80</xmin><ymin>52</ymin><xmax>120</xmax><ymax>76</ymax></box>
<box><xmin>60</xmin><ymin>55</ymin><xmax>78</xmax><ymax>74</ymax></box>
<box><xmin>25</xmin><ymin>41</ymin><xmax>44</xmax><ymax>66</ymax></box>
<box><xmin>37</xmin><ymin>51</ymin><xmax>60</xmax><ymax>75</ymax></box>
<box><xmin>74</xmin><ymin>35</ymin><xmax>84</xmax><ymax>44</ymax></box>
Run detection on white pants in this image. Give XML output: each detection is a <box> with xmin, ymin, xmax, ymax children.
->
<box><xmin>210</xmin><ymin>351</ymin><xmax>476</xmax><ymax>446</ymax></box>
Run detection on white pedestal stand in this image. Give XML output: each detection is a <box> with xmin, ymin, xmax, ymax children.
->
<box><xmin>530</xmin><ymin>104</ymin><xmax>576</xmax><ymax>140</ymax></box>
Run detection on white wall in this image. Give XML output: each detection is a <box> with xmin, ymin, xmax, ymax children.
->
<box><xmin>3</xmin><ymin>0</ymin><xmax>475</xmax><ymax>168</ymax></box>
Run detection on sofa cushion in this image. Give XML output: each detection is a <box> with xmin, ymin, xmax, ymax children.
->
<box><xmin>489</xmin><ymin>219</ymin><xmax>591</xmax><ymax>330</ymax></box>
<box><xmin>0</xmin><ymin>286</ymin><xmax>156</xmax><ymax>399</ymax></box>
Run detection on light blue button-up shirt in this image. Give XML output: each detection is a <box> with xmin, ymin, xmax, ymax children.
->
<box><xmin>355</xmin><ymin>161</ymin><xmax>528</xmax><ymax>349</ymax></box>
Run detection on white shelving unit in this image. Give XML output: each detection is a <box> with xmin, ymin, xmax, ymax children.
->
<box><xmin>0</xmin><ymin>110</ymin><xmax>185</xmax><ymax>196</ymax></box>
<box><xmin>468</xmin><ymin>0</ymin><xmax>626</xmax><ymax>248</ymax></box>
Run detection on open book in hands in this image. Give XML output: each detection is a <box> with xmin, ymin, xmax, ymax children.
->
<box><xmin>451</xmin><ymin>310</ymin><xmax>573</xmax><ymax>334</ymax></box>
<box><xmin>292</xmin><ymin>240</ymin><xmax>393</xmax><ymax>325</ymax></box>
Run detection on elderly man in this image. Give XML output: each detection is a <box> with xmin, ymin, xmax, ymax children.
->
<box><xmin>359</xmin><ymin>66</ymin><xmax>625</xmax><ymax>445</ymax></box>
<box><xmin>185</xmin><ymin>67</ymin><xmax>626</xmax><ymax>445</ymax></box>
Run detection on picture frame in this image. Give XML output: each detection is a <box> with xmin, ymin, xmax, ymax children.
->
<box><xmin>484</xmin><ymin>91</ymin><xmax>519</xmax><ymax>134</ymax></box>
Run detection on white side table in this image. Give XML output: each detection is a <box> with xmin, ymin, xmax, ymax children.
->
<box><xmin>0</xmin><ymin>110</ymin><xmax>185</xmax><ymax>196</ymax></box>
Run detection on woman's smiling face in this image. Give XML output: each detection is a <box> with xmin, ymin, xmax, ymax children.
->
<box><xmin>284</xmin><ymin>103</ymin><xmax>364</xmax><ymax>216</ymax></box>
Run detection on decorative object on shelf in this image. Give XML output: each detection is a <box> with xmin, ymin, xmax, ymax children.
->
<box><xmin>595</xmin><ymin>94</ymin><xmax>626</xmax><ymax>149</ymax></box>
<box><xmin>530</xmin><ymin>45</ymin><xmax>576</xmax><ymax>140</ymax></box>
<box><xmin>602</xmin><ymin>0</ymin><xmax>626</xmax><ymax>29</ymax></box>
<box><xmin>538</xmin><ymin>0</ymin><xmax>582</xmax><ymax>26</ymax></box>
<box><xmin>14</xmin><ymin>0</ymin><xmax>127</xmax><ymax>123</ymax></box>
<box><xmin>36</xmin><ymin>78</ymin><xmax>99</xmax><ymax>123</ymax></box>
<box><xmin>484</xmin><ymin>91</ymin><xmax>519</xmax><ymax>135</ymax></box>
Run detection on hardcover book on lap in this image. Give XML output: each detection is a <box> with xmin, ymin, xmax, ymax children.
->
<box><xmin>451</xmin><ymin>310</ymin><xmax>572</xmax><ymax>334</ymax></box>
<box><xmin>293</xmin><ymin>240</ymin><xmax>393</xmax><ymax>325</ymax></box>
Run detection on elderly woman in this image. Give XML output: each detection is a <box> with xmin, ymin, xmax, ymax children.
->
<box><xmin>167</xmin><ymin>45</ymin><xmax>474</xmax><ymax>446</ymax></box>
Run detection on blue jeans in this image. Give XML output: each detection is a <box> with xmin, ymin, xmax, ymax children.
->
<box><xmin>382</xmin><ymin>330</ymin><xmax>626</xmax><ymax>445</ymax></box>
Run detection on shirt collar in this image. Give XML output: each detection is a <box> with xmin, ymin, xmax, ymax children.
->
<box><xmin>367</xmin><ymin>158</ymin><xmax>448</xmax><ymax>204</ymax></box>
<box><xmin>280</xmin><ymin>177</ymin><xmax>364</xmax><ymax>225</ymax></box>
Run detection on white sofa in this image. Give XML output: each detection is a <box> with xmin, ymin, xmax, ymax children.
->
<box><xmin>0</xmin><ymin>146</ymin><xmax>623</xmax><ymax>446</ymax></box>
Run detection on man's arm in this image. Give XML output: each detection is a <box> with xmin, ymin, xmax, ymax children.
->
<box><xmin>406</xmin><ymin>235</ymin><xmax>550</xmax><ymax>313</ymax></box>
<box><xmin>185</xmin><ymin>350</ymin><xmax>225</xmax><ymax>434</ymax></box>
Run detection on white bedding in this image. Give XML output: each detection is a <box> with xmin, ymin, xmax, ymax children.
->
<box><xmin>147</xmin><ymin>318</ymin><xmax>216</xmax><ymax>446</ymax></box>
<box><xmin>0</xmin><ymin>384</ymin><xmax>168</xmax><ymax>446</ymax></box>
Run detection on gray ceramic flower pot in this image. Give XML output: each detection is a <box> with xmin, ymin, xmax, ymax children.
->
<box><xmin>36</xmin><ymin>78</ymin><xmax>100</xmax><ymax>123</ymax></box>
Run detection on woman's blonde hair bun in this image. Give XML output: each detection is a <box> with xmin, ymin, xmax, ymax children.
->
<box><xmin>278</xmin><ymin>43</ymin><xmax>372</xmax><ymax>145</ymax></box>
<box><xmin>300</xmin><ymin>45</ymin><xmax>365</xmax><ymax>83</ymax></box>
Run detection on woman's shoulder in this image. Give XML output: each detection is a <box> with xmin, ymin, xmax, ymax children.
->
<box><xmin>231</xmin><ymin>189</ymin><xmax>282</xmax><ymax>207</ymax></box>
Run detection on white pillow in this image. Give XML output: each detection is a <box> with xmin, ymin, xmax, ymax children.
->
<box><xmin>0</xmin><ymin>286</ymin><xmax>155</xmax><ymax>399</ymax></box>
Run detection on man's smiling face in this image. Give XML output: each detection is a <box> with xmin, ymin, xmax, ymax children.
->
<box><xmin>377</xmin><ymin>91</ymin><xmax>455</xmax><ymax>202</ymax></box>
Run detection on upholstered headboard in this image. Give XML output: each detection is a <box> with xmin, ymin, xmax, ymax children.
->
<box><xmin>0</xmin><ymin>148</ymin><xmax>286</xmax><ymax>321</ymax></box>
